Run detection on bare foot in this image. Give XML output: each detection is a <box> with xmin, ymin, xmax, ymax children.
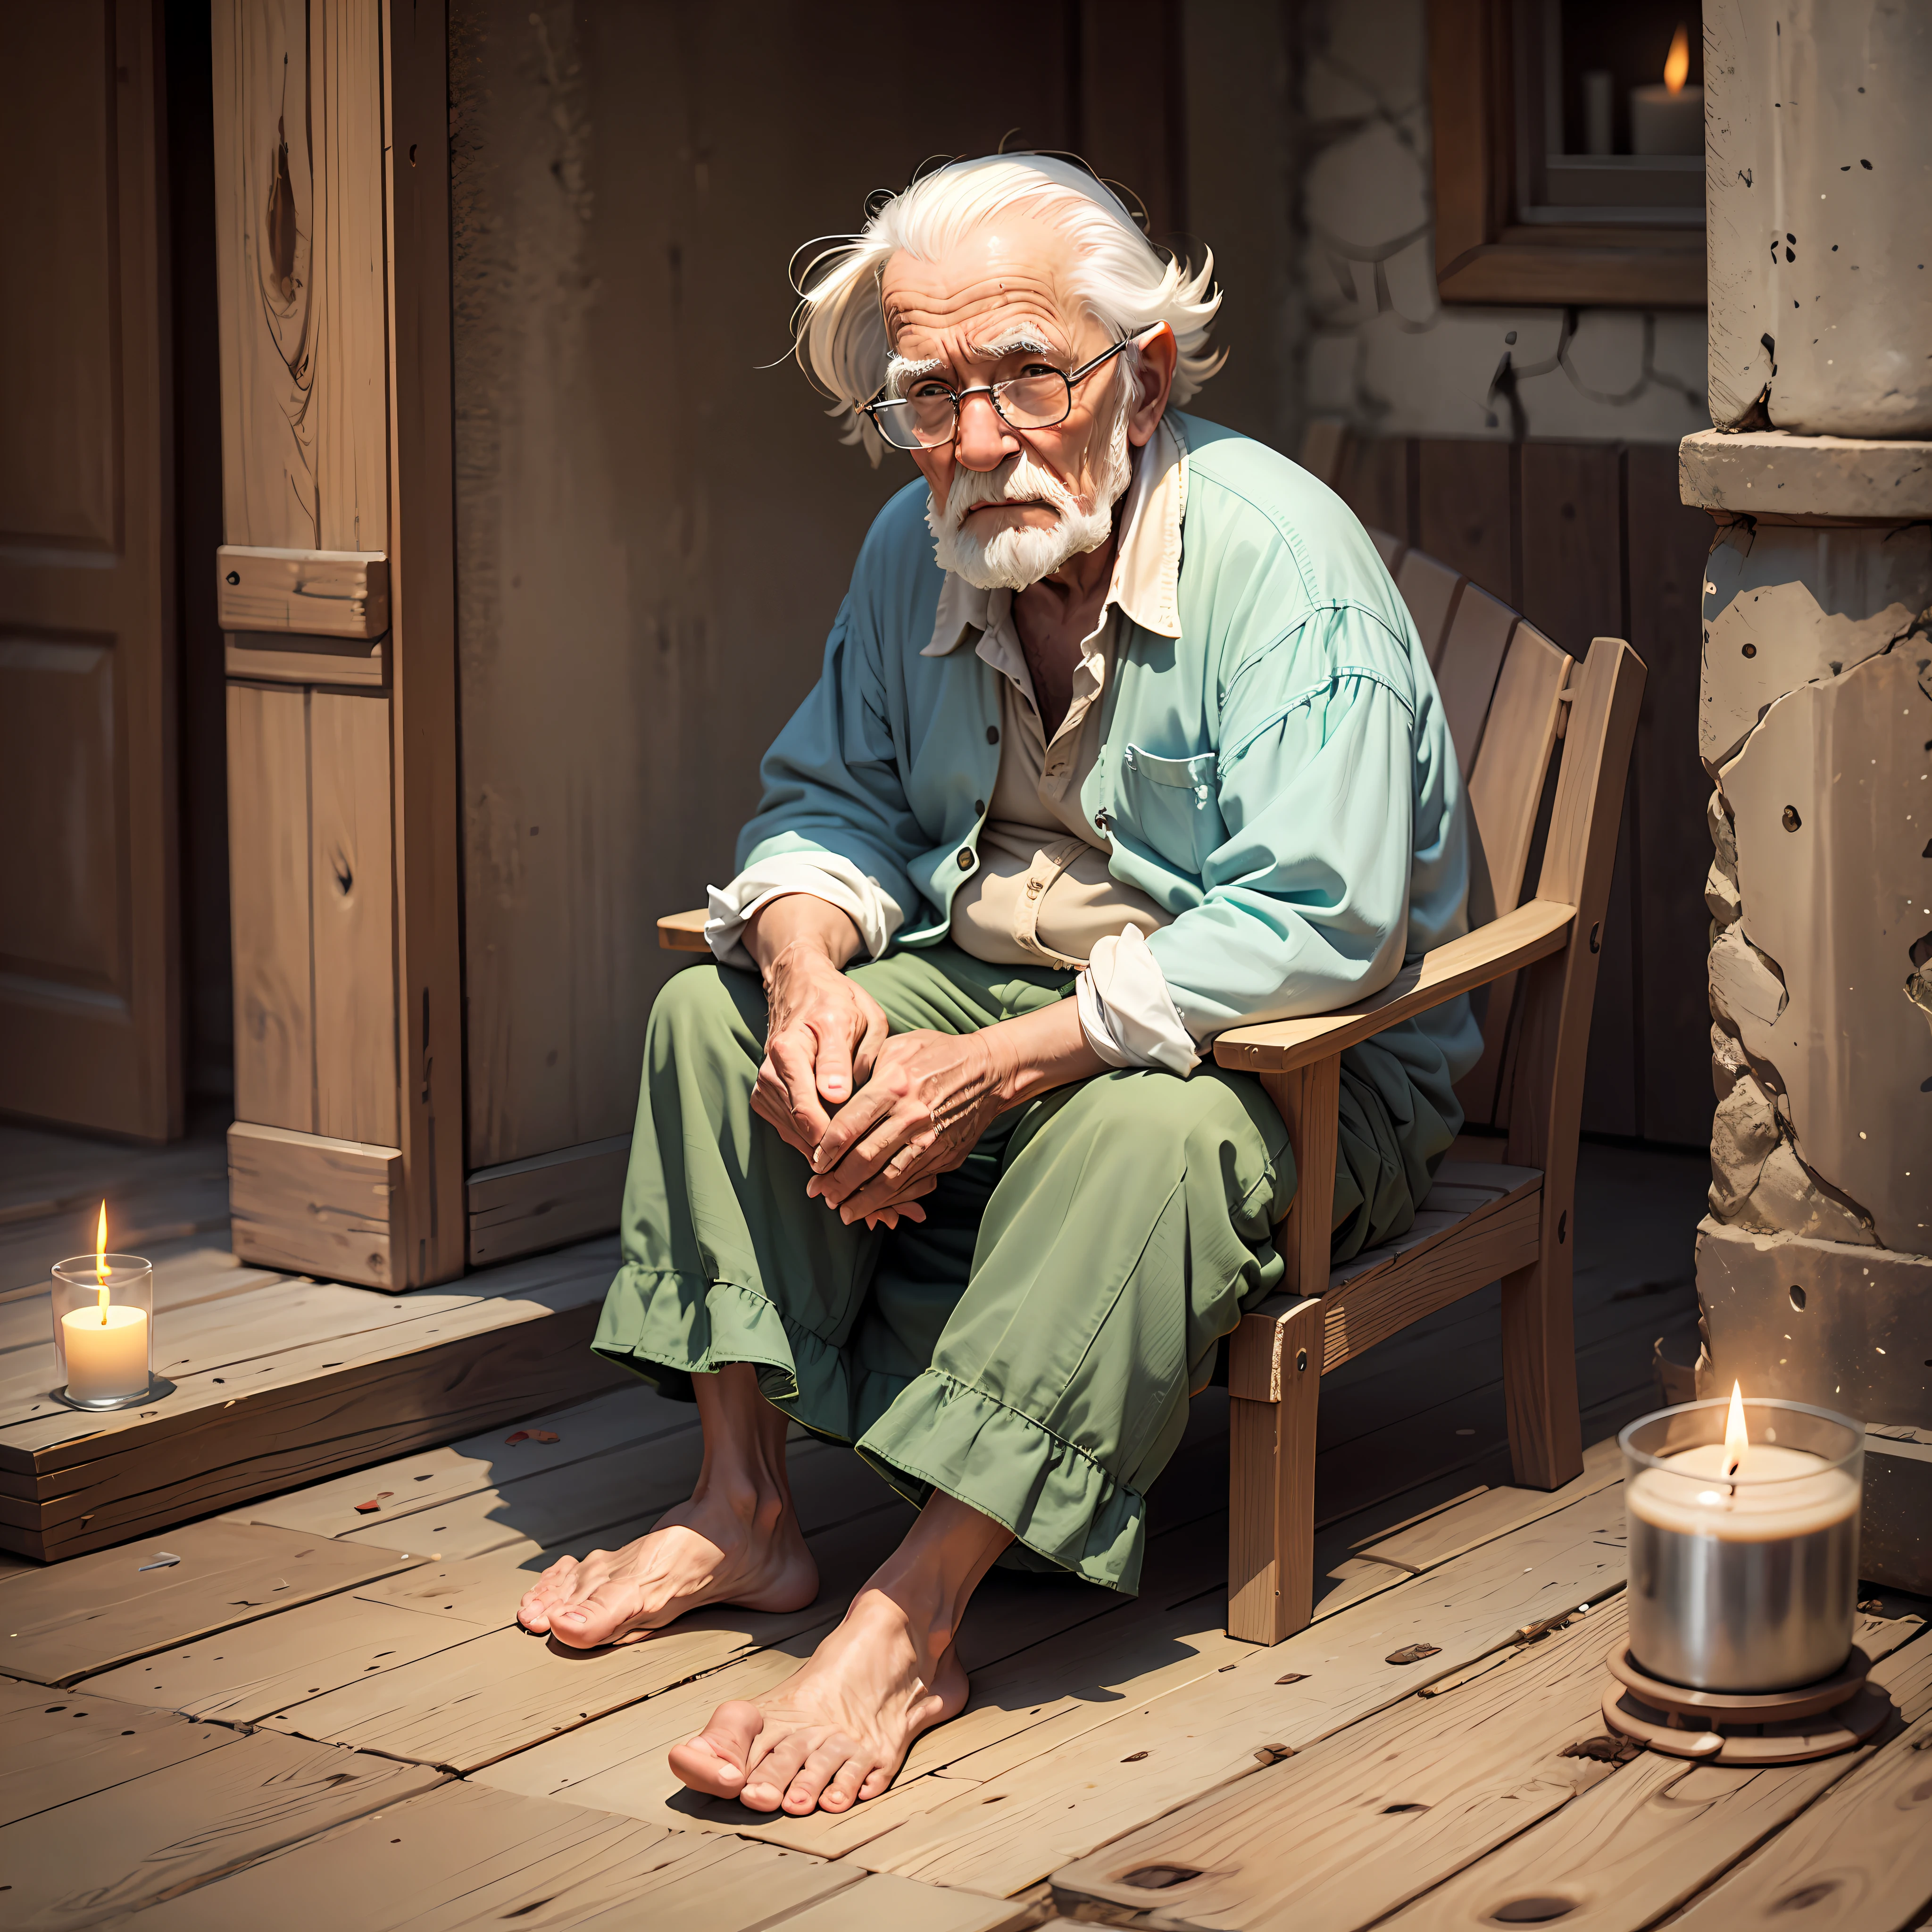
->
<box><xmin>517</xmin><ymin>1489</ymin><xmax>818</xmax><ymax>1649</ymax></box>
<box><xmin>668</xmin><ymin>1584</ymin><xmax>969</xmax><ymax>1815</ymax></box>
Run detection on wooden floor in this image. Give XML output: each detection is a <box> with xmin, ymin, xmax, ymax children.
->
<box><xmin>0</xmin><ymin>1115</ymin><xmax>625</xmax><ymax>1559</ymax></box>
<box><xmin>4</xmin><ymin>1121</ymin><xmax>1929</xmax><ymax>1928</ymax></box>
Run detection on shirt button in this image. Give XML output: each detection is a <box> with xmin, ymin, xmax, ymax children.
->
<box><xmin>974</xmin><ymin>799</ymin><xmax>985</xmax><ymax>816</ymax></box>
<box><xmin>957</xmin><ymin>849</ymin><xmax>974</xmax><ymax>871</ymax></box>
<box><xmin>986</xmin><ymin>725</ymin><xmax>1000</xmax><ymax>744</ymax></box>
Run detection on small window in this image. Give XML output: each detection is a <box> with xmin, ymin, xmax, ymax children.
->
<box><xmin>1428</xmin><ymin>0</ymin><xmax>1706</xmax><ymax>308</ymax></box>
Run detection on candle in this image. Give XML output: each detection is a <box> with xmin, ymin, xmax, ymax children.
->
<box><xmin>62</xmin><ymin>1304</ymin><xmax>151</xmax><ymax>1404</ymax></box>
<box><xmin>1624</xmin><ymin>1387</ymin><xmax>1862</xmax><ymax>1692</ymax></box>
<box><xmin>1631</xmin><ymin>24</ymin><xmax>1703</xmax><ymax>157</ymax></box>
<box><xmin>51</xmin><ymin>1203</ymin><xmax>155</xmax><ymax>1410</ymax></box>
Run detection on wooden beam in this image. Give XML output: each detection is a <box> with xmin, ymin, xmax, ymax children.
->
<box><xmin>467</xmin><ymin>1135</ymin><xmax>631</xmax><ymax>1266</ymax></box>
<box><xmin>227</xmin><ymin>1121</ymin><xmax>400</xmax><ymax>1288</ymax></box>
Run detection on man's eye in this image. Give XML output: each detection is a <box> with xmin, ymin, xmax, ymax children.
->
<box><xmin>1019</xmin><ymin>362</ymin><xmax>1060</xmax><ymax>378</ymax></box>
<box><xmin>908</xmin><ymin>380</ymin><xmax>952</xmax><ymax>400</ymax></box>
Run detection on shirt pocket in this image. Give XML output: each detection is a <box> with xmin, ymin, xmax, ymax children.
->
<box><xmin>1114</xmin><ymin>744</ymin><xmax>1224</xmax><ymax>879</ymax></box>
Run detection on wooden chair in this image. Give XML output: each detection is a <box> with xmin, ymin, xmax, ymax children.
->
<box><xmin>656</xmin><ymin>545</ymin><xmax>1645</xmax><ymax>1646</ymax></box>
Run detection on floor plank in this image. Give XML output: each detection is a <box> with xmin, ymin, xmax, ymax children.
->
<box><xmin>235</xmin><ymin>1381</ymin><xmax>700</xmax><ymax>1540</ymax></box>
<box><xmin>107</xmin><ymin>1779</ymin><xmax>848</xmax><ymax>1932</ymax></box>
<box><xmin>260</xmin><ymin>1505</ymin><xmax>916</xmax><ymax>1771</ymax></box>
<box><xmin>79</xmin><ymin>1580</ymin><xmax>513</xmax><ymax>1723</ymax></box>
<box><xmin>475</xmin><ymin>1439</ymin><xmax>1642</xmax><ymax>1862</ymax></box>
<box><xmin>1380</xmin><ymin>1621</ymin><xmax>1932</xmax><ymax>1932</ymax></box>
<box><xmin>831</xmin><ymin>1485</ymin><xmax>1628</xmax><ymax>1898</ymax></box>
<box><xmin>758</xmin><ymin>1870</ymin><xmax>1033</xmax><ymax>1932</ymax></box>
<box><xmin>0</xmin><ymin>1687</ymin><xmax>232</xmax><ymax>1827</ymax></box>
<box><xmin>0</xmin><ymin>1724</ymin><xmax>441</xmax><ymax>1926</ymax></box>
<box><xmin>0</xmin><ymin>1520</ymin><xmax>421</xmax><ymax>1686</ymax></box>
<box><xmin>1052</xmin><ymin>1597</ymin><xmax>1643</xmax><ymax>1930</ymax></box>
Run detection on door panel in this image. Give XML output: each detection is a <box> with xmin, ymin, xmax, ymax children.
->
<box><xmin>0</xmin><ymin>0</ymin><xmax>181</xmax><ymax>1140</ymax></box>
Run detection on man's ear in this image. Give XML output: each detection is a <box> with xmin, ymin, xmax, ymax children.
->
<box><xmin>1127</xmin><ymin>324</ymin><xmax>1179</xmax><ymax>447</ymax></box>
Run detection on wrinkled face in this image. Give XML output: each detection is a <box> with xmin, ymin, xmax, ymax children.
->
<box><xmin>877</xmin><ymin>208</ymin><xmax>1170</xmax><ymax>586</ymax></box>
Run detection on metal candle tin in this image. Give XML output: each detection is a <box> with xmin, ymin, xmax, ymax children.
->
<box><xmin>1621</xmin><ymin>1398</ymin><xmax>1863</xmax><ymax>1693</ymax></box>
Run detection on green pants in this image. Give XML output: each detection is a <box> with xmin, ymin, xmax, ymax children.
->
<box><xmin>595</xmin><ymin>945</ymin><xmax>1449</xmax><ymax>1592</ymax></box>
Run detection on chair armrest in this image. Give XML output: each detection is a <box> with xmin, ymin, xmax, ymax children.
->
<box><xmin>658</xmin><ymin>908</ymin><xmax>709</xmax><ymax>953</ymax></box>
<box><xmin>1211</xmin><ymin>898</ymin><xmax>1575</xmax><ymax>1075</ymax></box>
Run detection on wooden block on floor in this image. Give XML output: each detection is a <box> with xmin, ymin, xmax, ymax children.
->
<box><xmin>227</xmin><ymin>1120</ymin><xmax>402</xmax><ymax>1289</ymax></box>
<box><xmin>0</xmin><ymin>1238</ymin><xmax>627</xmax><ymax>1560</ymax></box>
<box><xmin>113</xmin><ymin>1777</ymin><xmax>852</xmax><ymax>1932</ymax></box>
<box><xmin>0</xmin><ymin>1721</ymin><xmax>442</xmax><ymax>1926</ymax></box>
<box><xmin>0</xmin><ymin>1519</ymin><xmax>420</xmax><ymax>1685</ymax></box>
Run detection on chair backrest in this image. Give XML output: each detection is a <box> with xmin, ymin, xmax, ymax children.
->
<box><xmin>1502</xmin><ymin>635</ymin><xmax>1646</xmax><ymax>1197</ymax></box>
<box><xmin>1367</xmin><ymin>530</ymin><xmax>1575</xmax><ymax>1128</ymax></box>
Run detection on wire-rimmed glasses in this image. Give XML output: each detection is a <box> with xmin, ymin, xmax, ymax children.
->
<box><xmin>862</xmin><ymin>337</ymin><xmax>1138</xmax><ymax>452</ymax></box>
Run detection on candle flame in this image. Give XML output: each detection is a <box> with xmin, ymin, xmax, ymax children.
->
<box><xmin>1722</xmin><ymin>1380</ymin><xmax>1748</xmax><ymax>1478</ymax></box>
<box><xmin>1664</xmin><ymin>24</ymin><xmax>1690</xmax><ymax>94</ymax></box>
<box><xmin>95</xmin><ymin>1200</ymin><xmax>109</xmax><ymax>1318</ymax></box>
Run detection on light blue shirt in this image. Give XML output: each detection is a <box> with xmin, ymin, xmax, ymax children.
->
<box><xmin>735</xmin><ymin>412</ymin><xmax>1481</xmax><ymax>1114</ymax></box>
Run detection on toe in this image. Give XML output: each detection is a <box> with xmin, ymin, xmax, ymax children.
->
<box><xmin>516</xmin><ymin>1558</ymin><xmax>575</xmax><ymax>1632</ymax></box>
<box><xmin>668</xmin><ymin>1700</ymin><xmax>765</xmax><ymax>1798</ymax></box>
<box><xmin>783</xmin><ymin>1738</ymin><xmax>853</xmax><ymax>1815</ymax></box>
<box><xmin>547</xmin><ymin>1579</ymin><xmax>639</xmax><ymax>1649</ymax></box>
<box><xmin>742</xmin><ymin>1730</ymin><xmax>816</xmax><ymax>1812</ymax></box>
<box><xmin>822</xmin><ymin>1756</ymin><xmax>868</xmax><ymax>1811</ymax></box>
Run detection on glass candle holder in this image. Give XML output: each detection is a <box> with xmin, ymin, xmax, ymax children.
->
<box><xmin>51</xmin><ymin>1255</ymin><xmax>155</xmax><ymax>1409</ymax></box>
<box><xmin>1622</xmin><ymin>1398</ymin><xmax>1863</xmax><ymax>1693</ymax></box>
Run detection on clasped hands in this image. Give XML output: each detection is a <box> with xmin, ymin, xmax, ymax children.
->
<box><xmin>743</xmin><ymin>895</ymin><xmax>1103</xmax><ymax>1231</ymax></box>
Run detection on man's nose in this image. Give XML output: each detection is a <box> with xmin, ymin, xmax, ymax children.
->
<box><xmin>953</xmin><ymin>391</ymin><xmax>1013</xmax><ymax>471</ymax></box>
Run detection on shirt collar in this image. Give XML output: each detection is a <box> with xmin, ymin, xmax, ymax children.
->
<box><xmin>922</xmin><ymin>414</ymin><xmax>1188</xmax><ymax>657</ymax></box>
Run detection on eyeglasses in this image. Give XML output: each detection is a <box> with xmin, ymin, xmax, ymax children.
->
<box><xmin>861</xmin><ymin>337</ymin><xmax>1138</xmax><ymax>452</ymax></box>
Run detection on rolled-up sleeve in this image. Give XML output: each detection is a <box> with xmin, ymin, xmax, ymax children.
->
<box><xmin>1145</xmin><ymin>600</ymin><xmax>1468</xmax><ymax>1042</ymax></box>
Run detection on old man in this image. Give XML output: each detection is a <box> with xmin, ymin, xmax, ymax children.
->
<box><xmin>517</xmin><ymin>155</ymin><xmax>1477</xmax><ymax>1818</ymax></box>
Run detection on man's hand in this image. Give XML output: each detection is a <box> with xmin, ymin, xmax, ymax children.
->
<box><xmin>808</xmin><ymin>998</ymin><xmax>1108</xmax><ymax>1226</ymax></box>
<box><xmin>744</xmin><ymin>896</ymin><xmax>888</xmax><ymax>1164</ymax></box>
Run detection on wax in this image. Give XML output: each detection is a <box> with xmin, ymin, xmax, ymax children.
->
<box><xmin>1627</xmin><ymin>1442</ymin><xmax>1861</xmax><ymax>1539</ymax></box>
<box><xmin>1631</xmin><ymin>83</ymin><xmax>1703</xmax><ymax>157</ymax></box>
<box><xmin>61</xmin><ymin>1304</ymin><xmax>150</xmax><ymax>1404</ymax></box>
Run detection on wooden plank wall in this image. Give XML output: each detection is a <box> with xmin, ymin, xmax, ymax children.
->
<box><xmin>446</xmin><ymin>0</ymin><xmax>1218</xmax><ymax>1261</ymax></box>
<box><xmin>1334</xmin><ymin>434</ymin><xmax>1715</xmax><ymax>1147</ymax></box>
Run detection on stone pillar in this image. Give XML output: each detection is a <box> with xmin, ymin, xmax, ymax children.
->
<box><xmin>1685</xmin><ymin>0</ymin><xmax>1932</xmax><ymax>1592</ymax></box>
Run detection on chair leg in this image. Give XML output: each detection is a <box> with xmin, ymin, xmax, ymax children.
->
<box><xmin>1227</xmin><ymin>1296</ymin><xmax>1323</xmax><ymax>1644</ymax></box>
<box><xmin>1501</xmin><ymin>1233</ymin><xmax>1584</xmax><ymax>1491</ymax></box>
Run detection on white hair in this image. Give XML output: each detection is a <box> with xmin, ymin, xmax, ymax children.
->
<box><xmin>791</xmin><ymin>155</ymin><xmax>1224</xmax><ymax>465</ymax></box>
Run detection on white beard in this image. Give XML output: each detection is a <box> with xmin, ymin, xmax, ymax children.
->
<box><xmin>927</xmin><ymin>383</ymin><xmax>1135</xmax><ymax>592</ymax></box>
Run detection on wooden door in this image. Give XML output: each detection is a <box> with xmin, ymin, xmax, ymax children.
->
<box><xmin>213</xmin><ymin>0</ymin><xmax>463</xmax><ymax>1286</ymax></box>
<box><xmin>0</xmin><ymin>0</ymin><xmax>182</xmax><ymax>1141</ymax></box>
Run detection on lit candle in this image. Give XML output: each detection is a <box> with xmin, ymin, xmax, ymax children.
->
<box><xmin>1624</xmin><ymin>1385</ymin><xmax>1862</xmax><ymax>1691</ymax></box>
<box><xmin>52</xmin><ymin>1203</ymin><xmax>153</xmax><ymax>1409</ymax></box>
<box><xmin>1631</xmin><ymin>24</ymin><xmax>1704</xmax><ymax>157</ymax></box>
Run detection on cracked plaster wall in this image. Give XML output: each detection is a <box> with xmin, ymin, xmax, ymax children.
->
<box><xmin>1702</xmin><ymin>527</ymin><xmax>1932</xmax><ymax>1257</ymax></box>
<box><xmin>1295</xmin><ymin>0</ymin><xmax>1709</xmax><ymax>444</ymax></box>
